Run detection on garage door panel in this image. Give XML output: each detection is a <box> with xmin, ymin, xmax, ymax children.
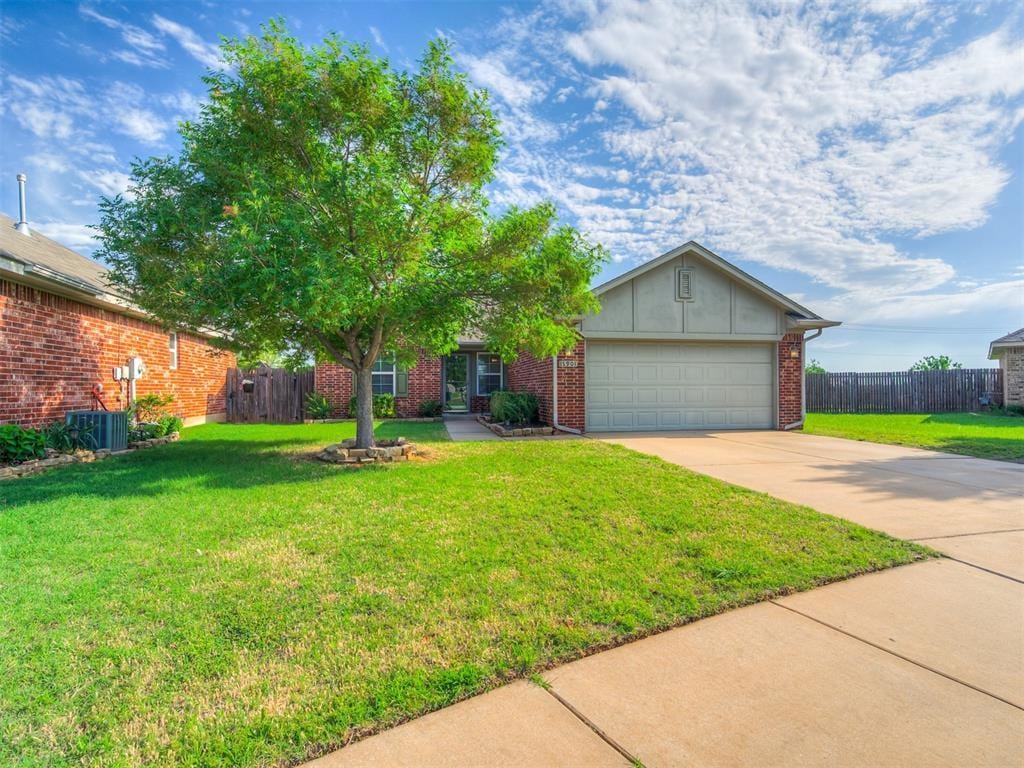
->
<box><xmin>586</xmin><ymin>342</ymin><xmax>774</xmax><ymax>432</ymax></box>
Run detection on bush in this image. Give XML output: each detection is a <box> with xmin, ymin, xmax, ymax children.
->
<box><xmin>131</xmin><ymin>393</ymin><xmax>174</xmax><ymax>423</ymax></box>
<box><xmin>305</xmin><ymin>392</ymin><xmax>333</xmax><ymax>420</ymax></box>
<box><xmin>130</xmin><ymin>423</ymin><xmax>161</xmax><ymax>442</ymax></box>
<box><xmin>0</xmin><ymin>424</ymin><xmax>46</xmax><ymax>464</ymax></box>
<box><xmin>158</xmin><ymin>415</ymin><xmax>184</xmax><ymax>436</ymax></box>
<box><xmin>43</xmin><ymin>420</ymin><xmax>98</xmax><ymax>453</ymax></box>
<box><xmin>417</xmin><ymin>399</ymin><xmax>442</xmax><ymax>417</ymax></box>
<box><xmin>489</xmin><ymin>390</ymin><xmax>539</xmax><ymax>425</ymax></box>
<box><xmin>1000</xmin><ymin>404</ymin><xmax>1024</xmax><ymax>417</ymax></box>
<box><xmin>348</xmin><ymin>393</ymin><xmax>396</xmax><ymax>419</ymax></box>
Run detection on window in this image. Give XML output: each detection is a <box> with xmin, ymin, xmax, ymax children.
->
<box><xmin>476</xmin><ymin>354</ymin><xmax>503</xmax><ymax>395</ymax></box>
<box><xmin>168</xmin><ymin>332</ymin><xmax>178</xmax><ymax>370</ymax></box>
<box><xmin>676</xmin><ymin>268</ymin><xmax>693</xmax><ymax>300</ymax></box>
<box><xmin>372</xmin><ymin>354</ymin><xmax>396</xmax><ymax>395</ymax></box>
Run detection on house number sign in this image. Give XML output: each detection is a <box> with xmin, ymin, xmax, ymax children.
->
<box><xmin>558</xmin><ymin>359</ymin><xmax>579</xmax><ymax>368</ymax></box>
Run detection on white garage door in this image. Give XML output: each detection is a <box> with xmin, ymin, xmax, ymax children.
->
<box><xmin>586</xmin><ymin>341</ymin><xmax>774</xmax><ymax>431</ymax></box>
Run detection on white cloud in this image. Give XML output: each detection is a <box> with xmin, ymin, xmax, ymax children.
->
<box><xmin>80</xmin><ymin>5</ymin><xmax>168</xmax><ymax>68</ymax></box>
<box><xmin>77</xmin><ymin>169</ymin><xmax>133</xmax><ymax>197</ymax></box>
<box><xmin>32</xmin><ymin>221</ymin><xmax>100</xmax><ymax>253</ymax></box>
<box><xmin>471</xmin><ymin>1</ymin><xmax>1023</xmax><ymax>306</ymax></box>
<box><xmin>151</xmin><ymin>14</ymin><xmax>222</xmax><ymax>69</ymax></box>
<box><xmin>369</xmin><ymin>26</ymin><xmax>388</xmax><ymax>52</ymax></box>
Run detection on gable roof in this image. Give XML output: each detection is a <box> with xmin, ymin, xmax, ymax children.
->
<box><xmin>989</xmin><ymin>327</ymin><xmax>1024</xmax><ymax>358</ymax></box>
<box><xmin>0</xmin><ymin>213</ymin><xmax>115</xmax><ymax>298</ymax></box>
<box><xmin>591</xmin><ymin>240</ymin><xmax>839</xmax><ymax>330</ymax></box>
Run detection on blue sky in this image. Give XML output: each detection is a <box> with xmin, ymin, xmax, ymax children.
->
<box><xmin>1</xmin><ymin>0</ymin><xmax>1021</xmax><ymax>369</ymax></box>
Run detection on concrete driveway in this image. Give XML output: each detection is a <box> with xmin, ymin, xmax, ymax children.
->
<box><xmin>307</xmin><ymin>430</ymin><xmax>1023</xmax><ymax>767</ymax></box>
<box><xmin>598</xmin><ymin>430</ymin><xmax>1023</xmax><ymax>578</ymax></box>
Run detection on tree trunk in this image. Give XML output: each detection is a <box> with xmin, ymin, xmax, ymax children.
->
<box><xmin>354</xmin><ymin>366</ymin><xmax>375</xmax><ymax>449</ymax></box>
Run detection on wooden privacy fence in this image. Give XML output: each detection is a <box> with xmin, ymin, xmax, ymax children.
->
<box><xmin>806</xmin><ymin>369</ymin><xmax>1003</xmax><ymax>414</ymax></box>
<box><xmin>226</xmin><ymin>366</ymin><xmax>315</xmax><ymax>423</ymax></box>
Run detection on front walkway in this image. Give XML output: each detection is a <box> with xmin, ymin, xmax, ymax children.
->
<box><xmin>442</xmin><ymin>413</ymin><xmax>500</xmax><ymax>441</ymax></box>
<box><xmin>306</xmin><ymin>431</ymin><xmax>1024</xmax><ymax>767</ymax></box>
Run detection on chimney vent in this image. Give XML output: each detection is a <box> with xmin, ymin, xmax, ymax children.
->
<box><xmin>15</xmin><ymin>173</ymin><xmax>30</xmax><ymax>236</ymax></box>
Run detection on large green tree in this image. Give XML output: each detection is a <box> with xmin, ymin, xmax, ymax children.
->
<box><xmin>97</xmin><ymin>23</ymin><xmax>605</xmax><ymax>447</ymax></box>
<box><xmin>910</xmin><ymin>355</ymin><xmax>962</xmax><ymax>371</ymax></box>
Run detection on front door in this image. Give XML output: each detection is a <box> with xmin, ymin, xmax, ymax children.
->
<box><xmin>444</xmin><ymin>354</ymin><xmax>470</xmax><ymax>412</ymax></box>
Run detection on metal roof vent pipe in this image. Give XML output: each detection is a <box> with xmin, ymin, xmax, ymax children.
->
<box><xmin>15</xmin><ymin>173</ymin><xmax>30</xmax><ymax>235</ymax></box>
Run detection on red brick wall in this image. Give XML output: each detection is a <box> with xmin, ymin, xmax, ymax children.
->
<box><xmin>506</xmin><ymin>351</ymin><xmax>554</xmax><ymax>425</ymax></box>
<box><xmin>315</xmin><ymin>351</ymin><xmax>443</xmax><ymax>418</ymax></box>
<box><xmin>506</xmin><ymin>337</ymin><xmax>586</xmax><ymax>431</ymax></box>
<box><xmin>0</xmin><ymin>279</ymin><xmax>235</xmax><ymax>427</ymax></box>
<box><xmin>778</xmin><ymin>332</ymin><xmax>804</xmax><ymax>429</ymax></box>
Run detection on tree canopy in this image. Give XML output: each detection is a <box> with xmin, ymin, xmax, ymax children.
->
<box><xmin>910</xmin><ymin>355</ymin><xmax>962</xmax><ymax>371</ymax></box>
<box><xmin>97</xmin><ymin>22</ymin><xmax>606</xmax><ymax>446</ymax></box>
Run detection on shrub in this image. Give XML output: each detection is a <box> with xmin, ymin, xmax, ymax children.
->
<box><xmin>131</xmin><ymin>394</ymin><xmax>175</xmax><ymax>423</ymax></box>
<box><xmin>43</xmin><ymin>420</ymin><xmax>98</xmax><ymax>453</ymax></box>
<box><xmin>417</xmin><ymin>399</ymin><xmax>442</xmax><ymax>417</ymax></box>
<box><xmin>490</xmin><ymin>390</ymin><xmax>539</xmax><ymax>425</ymax></box>
<box><xmin>305</xmin><ymin>392</ymin><xmax>333</xmax><ymax>420</ymax></box>
<box><xmin>348</xmin><ymin>393</ymin><xmax>396</xmax><ymax>419</ymax></box>
<box><xmin>1000</xmin><ymin>404</ymin><xmax>1024</xmax><ymax>417</ymax></box>
<box><xmin>151</xmin><ymin>415</ymin><xmax>184</xmax><ymax>437</ymax></box>
<box><xmin>161</xmin><ymin>415</ymin><xmax>184</xmax><ymax>434</ymax></box>
<box><xmin>130</xmin><ymin>423</ymin><xmax>161</xmax><ymax>442</ymax></box>
<box><xmin>0</xmin><ymin>424</ymin><xmax>46</xmax><ymax>464</ymax></box>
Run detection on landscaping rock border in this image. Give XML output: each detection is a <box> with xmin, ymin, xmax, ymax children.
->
<box><xmin>476</xmin><ymin>415</ymin><xmax>555</xmax><ymax>437</ymax></box>
<box><xmin>0</xmin><ymin>432</ymin><xmax>181</xmax><ymax>480</ymax></box>
<box><xmin>316</xmin><ymin>437</ymin><xmax>417</xmax><ymax>465</ymax></box>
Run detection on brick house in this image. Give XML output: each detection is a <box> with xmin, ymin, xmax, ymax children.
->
<box><xmin>988</xmin><ymin>328</ymin><xmax>1024</xmax><ymax>407</ymax></box>
<box><xmin>0</xmin><ymin>208</ymin><xmax>236</xmax><ymax>428</ymax></box>
<box><xmin>316</xmin><ymin>241</ymin><xmax>838</xmax><ymax>432</ymax></box>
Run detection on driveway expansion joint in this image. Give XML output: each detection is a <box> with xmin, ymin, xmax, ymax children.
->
<box><xmin>541</xmin><ymin>685</ymin><xmax>642</xmax><ymax>765</ymax></box>
<box><xmin>936</xmin><ymin>556</ymin><xmax>1024</xmax><ymax>585</ymax></box>
<box><xmin>914</xmin><ymin>527</ymin><xmax>1024</xmax><ymax>541</ymax></box>
<box><xmin>768</xmin><ymin>599</ymin><xmax>1024</xmax><ymax>712</ymax></box>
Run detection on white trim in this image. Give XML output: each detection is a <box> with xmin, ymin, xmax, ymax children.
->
<box><xmin>372</xmin><ymin>355</ymin><xmax>397</xmax><ymax>395</ymax></box>
<box><xmin>168</xmin><ymin>332</ymin><xmax>178</xmax><ymax>370</ymax></box>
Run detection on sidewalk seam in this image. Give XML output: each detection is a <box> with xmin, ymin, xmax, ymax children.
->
<box><xmin>914</xmin><ymin>527</ymin><xmax>1024</xmax><ymax>541</ymax></box>
<box><xmin>768</xmin><ymin>600</ymin><xmax>1023</xmax><ymax>712</ymax></box>
<box><xmin>937</xmin><ymin>556</ymin><xmax>1024</xmax><ymax>585</ymax></box>
<box><xmin>540</xmin><ymin>685</ymin><xmax>641</xmax><ymax>765</ymax></box>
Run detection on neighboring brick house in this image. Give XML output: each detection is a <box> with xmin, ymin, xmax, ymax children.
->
<box><xmin>0</xmin><ymin>210</ymin><xmax>235</xmax><ymax>428</ymax></box>
<box><xmin>315</xmin><ymin>241</ymin><xmax>838</xmax><ymax>432</ymax></box>
<box><xmin>989</xmin><ymin>328</ymin><xmax>1024</xmax><ymax>407</ymax></box>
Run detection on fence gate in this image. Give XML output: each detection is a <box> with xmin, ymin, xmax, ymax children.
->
<box><xmin>226</xmin><ymin>366</ymin><xmax>315</xmax><ymax>423</ymax></box>
<box><xmin>806</xmin><ymin>368</ymin><xmax>1003</xmax><ymax>414</ymax></box>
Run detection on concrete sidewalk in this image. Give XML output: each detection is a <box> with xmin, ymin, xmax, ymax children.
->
<box><xmin>306</xmin><ymin>431</ymin><xmax>1024</xmax><ymax>767</ymax></box>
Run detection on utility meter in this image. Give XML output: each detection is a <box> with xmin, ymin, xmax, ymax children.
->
<box><xmin>126</xmin><ymin>357</ymin><xmax>146</xmax><ymax>380</ymax></box>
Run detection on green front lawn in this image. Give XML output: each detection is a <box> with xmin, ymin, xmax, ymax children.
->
<box><xmin>2</xmin><ymin>421</ymin><xmax>928</xmax><ymax>767</ymax></box>
<box><xmin>804</xmin><ymin>412</ymin><xmax>1024</xmax><ymax>462</ymax></box>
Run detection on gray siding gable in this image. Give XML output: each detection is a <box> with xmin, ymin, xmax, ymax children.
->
<box><xmin>581</xmin><ymin>249</ymin><xmax>783</xmax><ymax>340</ymax></box>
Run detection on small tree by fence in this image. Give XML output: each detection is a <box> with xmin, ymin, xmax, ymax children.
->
<box><xmin>226</xmin><ymin>366</ymin><xmax>315</xmax><ymax>423</ymax></box>
<box><xmin>806</xmin><ymin>368</ymin><xmax>1003</xmax><ymax>414</ymax></box>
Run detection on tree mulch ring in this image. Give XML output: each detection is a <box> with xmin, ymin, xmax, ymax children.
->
<box><xmin>315</xmin><ymin>437</ymin><xmax>418</xmax><ymax>465</ymax></box>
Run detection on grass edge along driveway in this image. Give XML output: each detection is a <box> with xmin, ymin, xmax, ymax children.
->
<box><xmin>0</xmin><ymin>421</ymin><xmax>932</xmax><ymax>767</ymax></box>
<box><xmin>803</xmin><ymin>411</ymin><xmax>1024</xmax><ymax>462</ymax></box>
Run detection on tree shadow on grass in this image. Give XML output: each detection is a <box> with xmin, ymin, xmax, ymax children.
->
<box><xmin>0</xmin><ymin>424</ymin><xmax>445</xmax><ymax>510</ymax></box>
<box><xmin>922</xmin><ymin>413</ymin><xmax>1024</xmax><ymax>431</ymax></box>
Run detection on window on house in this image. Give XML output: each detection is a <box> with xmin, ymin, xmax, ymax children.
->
<box><xmin>372</xmin><ymin>354</ymin><xmax>396</xmax><ymax>395</ymax></box>
<box><xmin>168</xmin><ymin>332</ymin><xmax>178</xmax><ymax>370</ymax></box>
<box><xmin>476</xmin><ymin>353</ymin><xmax>503</xmax><ymax>395</ymax></box>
